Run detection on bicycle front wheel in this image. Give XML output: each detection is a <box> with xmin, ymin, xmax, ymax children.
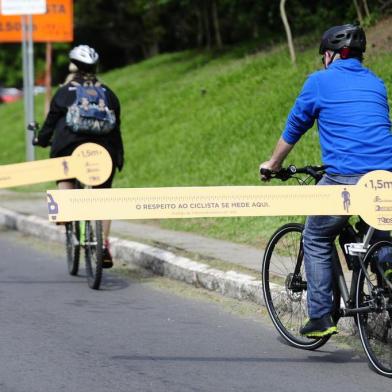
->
<box><xmin>65</xmin><ymin>221</ymin><xmax>80</xmax><ymax>276</ymax></box>
<box><xmin>262</xmin><ymin>223</ymin><xmax>335</xmax><ymax>350</ymax></box>
<box><xmin>84</xmin><ymin>220</ymin><xmax>103</xmax><ymax>290</ymax></box>
<box><xmin>356</xmin><ymin>240</ymin><xmax>392</xmax><ymax>378</ymax></box>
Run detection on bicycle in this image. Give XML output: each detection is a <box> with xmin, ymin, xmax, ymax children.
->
<box><xmin>260</xmin><ymin>165</ymin><xmax>392</xmax><ymax>377</ymax></box>
<box><xmin>30</xmin><ymin>122</ymin><xmax>105</xmax><ymax>290</ymax></box>
<box><xmin>65</xmin><ymin>200</ymin><xmax>104</xmax><ymax>290</ymax></box>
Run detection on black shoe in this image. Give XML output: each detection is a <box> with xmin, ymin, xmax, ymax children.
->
<box><xmin>102</xmin><ymin>247</ymin><xmax>113</xmax><ymax>269</ymax></box>
<box><xmin>300</xmin><ymin>314</ymin><xmax>337</xmax><ymax>338</ymax></box>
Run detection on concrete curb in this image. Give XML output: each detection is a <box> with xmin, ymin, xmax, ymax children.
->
<box><xmin>0</xmin><ymin>207</ymin><xmax>264</xmax><ymax>305</ymax></box>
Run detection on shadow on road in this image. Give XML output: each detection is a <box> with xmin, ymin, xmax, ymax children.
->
<box><xmin>110</xmin><ymin>349</ymin><xmax>364</xmax><ymax>364</ymax></box>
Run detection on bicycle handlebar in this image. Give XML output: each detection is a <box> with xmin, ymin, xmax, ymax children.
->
<box><xmin>260</xmin><ymin>165</ymin><xmax>326</xmax><ymax>182</ymax></box>
<box><xmin>27</xmin><ymin>121</ymin><xmax>39</xmax><ymax>132</ymax></box>
<box><xmin>27</xmin><ymin>122</ymin><xmax>41</xmax><ymax>146</ymax></box>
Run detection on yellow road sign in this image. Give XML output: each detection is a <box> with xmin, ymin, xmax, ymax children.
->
<box><xmin>0</xmin><ymin>143</ymin><xmax>112</xmax><ymax>188</ymax></box>
<box><xmin>46</xmin><ymin>170</ymin><xmax>392</xmax><ymax>230</ymax></box>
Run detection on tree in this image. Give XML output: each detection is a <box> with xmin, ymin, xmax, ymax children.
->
<box><xmin>211</xmin><ymin>0</ymin><xmax>223</xmax><ymax>49</ymax></box>
<box><xmin>353</xmin><ymin>0</ymin><xmax>364</xmax><ymax>23</ymax></box>
<box><xmin>280</xmin><ymin>0</ymin><xmax>296</xmax><ymax>65</ymax></box>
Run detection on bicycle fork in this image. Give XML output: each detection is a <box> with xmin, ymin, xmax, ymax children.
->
<box><xmin>288</xmin><ymin>240</ymin><xmax>307</xmax><ymax>292</ymax></box>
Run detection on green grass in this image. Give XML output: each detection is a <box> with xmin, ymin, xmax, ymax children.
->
<box><xmin>2</xmin><ymin>43</ymin><xmax>392</xmax><ymax>247</ymax></box>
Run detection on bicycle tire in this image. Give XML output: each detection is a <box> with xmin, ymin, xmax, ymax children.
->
<box><xmin>262</xmin><ymin>223</ymin><xmax>339</xmax><ymax>350</ymax></box>
<box><xmin>356</xmin><ymin>240</ymin><xmax>392</xmax><ymax>378</ymax></box>
<box><xmin>84</xmin><ymin>220</ymin><xmax>103</xmax><ymax>290</ymax></box>
<box><xmin>65</xmin><ymin>221</ymin><xmax>80</xmax><ymax>276</ymax></box>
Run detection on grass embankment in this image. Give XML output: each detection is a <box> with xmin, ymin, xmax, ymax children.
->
<box><xmin>1</xmin><ymin>43</ymin><xmax>392</xmax><ymax>248</ymax></box>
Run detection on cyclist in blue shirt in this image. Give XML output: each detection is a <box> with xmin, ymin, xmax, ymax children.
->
<box><xmin>260</xmin><ymin>24</ymin><xmax>392</xmax><ymax>338</ymax></box>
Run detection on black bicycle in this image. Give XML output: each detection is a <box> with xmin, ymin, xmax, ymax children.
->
<box><xmin>260</xmin><ymin>165</ymin><xmax>392</xmax><ymax>377</ymax></box>
<box><xmin>65</xmin><ymin>210</ymin><xmax>104</xmax><ymax>290</ymax></box>
<box><xmin>30</xmin><ymin>122</ymin><xmax>104</xmax><ymax>290</ymax></box>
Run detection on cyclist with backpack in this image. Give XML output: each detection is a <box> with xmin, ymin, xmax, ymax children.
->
<box><xmin>260</xmin><ymin>24</ymin><xmax>392</xmax><ymax>338</ymax></box>
<box><xmin>35</xmin><ymin>45</ymin><xmax>124</xmax><ymax>268</ymax></box>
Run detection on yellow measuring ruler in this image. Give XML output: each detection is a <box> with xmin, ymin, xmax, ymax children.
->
<box><xmin>46</xmin><ymin>170</ymin><xmax>392</xmax><ymax>230</ymax></box>
<box><xmin>0</xmin><ymin>143</ymin><xmax>112</xmax><ymax>188</ymax></box>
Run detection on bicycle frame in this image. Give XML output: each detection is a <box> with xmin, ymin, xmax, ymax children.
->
<box><xmin>332</xmin><ymin>224</ymin><xmax>385</xmax><ymax>317</ymax></box>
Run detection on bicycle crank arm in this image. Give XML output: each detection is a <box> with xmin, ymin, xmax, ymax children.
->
<box><xmin>340</xmin><ymin>306</ymin><xmax>373</xmax><ymax>317</ymax></box>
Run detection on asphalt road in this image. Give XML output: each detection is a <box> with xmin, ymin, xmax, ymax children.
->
<box><xmin>0</xmin><ymin>230</ymin><xmax>390</xmax><ymax>392</ymax></box>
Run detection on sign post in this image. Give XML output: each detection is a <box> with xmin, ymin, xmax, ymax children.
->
<box><xmin>22</xmin><ymin>13</ymin><xmax>36</xmax><ymax>161</ymax></box>
<box><xmin>0</xmin><ymin>0</ymin><xmax>73</xmax><ymax>161</ymax></box>
<box><xmin>0</xmin><ymin>0</ymin><xmax>47</xmax><ymax>161</ymax></box>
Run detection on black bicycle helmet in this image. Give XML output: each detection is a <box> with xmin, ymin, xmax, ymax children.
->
<box><xmin>319</xmin><ymin>24</ymin><xmax>366</xmax><ymax>55</ymax></box>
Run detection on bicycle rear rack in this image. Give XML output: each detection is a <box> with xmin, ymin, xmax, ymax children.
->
<box><xmin>344</xmin><ymin>242</ymin><xmax>368</xmax><ymax>256</ymax></box>
<box><xmin>344</xmin><ymin>227</ymin><xmax>375</xmax><ymax>256</ymax></box>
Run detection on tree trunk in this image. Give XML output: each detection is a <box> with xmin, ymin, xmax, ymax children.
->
<box><xmin>202</xmin><ymin>1</ymin><xmax>212</xmax><ymax>49</ymax></box>
<box><xmin>362</xmin><ymin>0</ymin><xmax>370</xmax><ymax>18</ymax></box>
<box><xmin>353</xmin><ymin>0</ymin><xmax>364</xmax><ymax>24</ymax></box>
<box><xmin>196</xmin><ymin>6</ymin><xmax>204</xmax><ymax>47</ymax></box>
<box><xmin>252</xmin><ymin>23</ymin><xmax>259</xmax><ymax>39</ymax></box>
<box><xmin>211</xmin><ymin>0</ymin><xmax>223</xmax><ymax>49</ymax></box>
<box><xmin>280</xmin><ymin>0</ymin><xmax>296</xmax><ymax>65</ymax></box>
<box><xmin>379</xmin><ymin>0</ymin><xmax>392</xmax><ymax>12</ymax></box>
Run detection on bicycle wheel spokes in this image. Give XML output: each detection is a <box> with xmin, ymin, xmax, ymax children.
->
<box><xmin>84</xmin><ymin>220</ymin><xmax>103</xmax><ymax>290</ymax></box>
<box><xmin>65</xmin><ymin>222</ymin><xmax>80</xmax><ymax>276</ymax></box>
<box><xmin>357</xmin><ymin>241</ymin><xmax>392</xmax><ymax>378</ymax></box>
<box><xmin>262</xmin><ymin>223</ymin><xmax>331</xmax><ymax>349</ymax></box>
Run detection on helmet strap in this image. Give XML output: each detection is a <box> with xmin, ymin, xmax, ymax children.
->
<box><xmin>323</xmin><ymin>51</ymin><xmax>337</xmax><ymax>69</ymax></box>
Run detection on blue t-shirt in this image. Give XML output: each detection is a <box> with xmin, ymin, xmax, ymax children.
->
<box><xmin>282</xmin><ymin>58</ymin><xmax>392</xmax><ymax>174</ymax></box>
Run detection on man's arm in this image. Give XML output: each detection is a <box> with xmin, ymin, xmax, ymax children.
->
<box><xmin>259</xmin><ymin>137</ymin><xmax>294</xmax><ymax>179</ymax></box>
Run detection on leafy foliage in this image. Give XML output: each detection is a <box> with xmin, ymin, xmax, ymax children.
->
<box><xmin>0</xmin><ymin>0</ymin><xmax>388</xmax><ymax>87</ymax></box>
<box><xmin>1</xmin><ymin>38</ymin><xmax>392</xmax><ymax>244</ymax></box>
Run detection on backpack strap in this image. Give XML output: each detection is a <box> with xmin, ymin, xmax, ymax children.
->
<box><xmin>69</xmin><ymin>80</ymin><xmax>81</xmax><ymax>87</ymax></box>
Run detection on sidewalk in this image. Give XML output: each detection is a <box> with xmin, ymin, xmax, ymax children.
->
<box><xmin>0</xmin><ymin>189</ymin><xmax>265</xmax><ymax>304</ymax></box>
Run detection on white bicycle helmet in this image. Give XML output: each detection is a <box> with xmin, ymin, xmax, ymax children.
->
<box><xmin>69</xmin><ymin>45</ymin><xmax>99</xmax><ymax>65</ymax></box>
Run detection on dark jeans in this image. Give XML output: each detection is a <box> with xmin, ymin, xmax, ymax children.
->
<box><xmin>303</xmin><ymin>174</ymin><xmax>390</xmax><ymax>319</ymax></box>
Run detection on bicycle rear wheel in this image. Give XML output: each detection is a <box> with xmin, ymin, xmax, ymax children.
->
<box><xmin>84</xmin><ymin>220</ymin><xmax>103</xmax><ymax>290</ymax></box>
<box><xmin>262</xmin><ymin>223</ymin><xmax>339</xmax><ymax>350</ymax></box>
<box><xmin>356</xmin><ymin>240</ymin><xmax>392</xmax><ymax>378</ymax></box>
<box><xmin>65</xmin><ymin>221</ymin><xmax>80</xmax><ymax>276</ymax></box>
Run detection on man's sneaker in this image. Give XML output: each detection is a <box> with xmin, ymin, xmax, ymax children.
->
<box><xmin>102</xmin><ymin>246</ymin><xmax>113</xmax><ymax>269</ymax></box>
<box><xmin>300</xmin><ymin>314</ymin><xmax>338</xmax><ymax>338</ymax></box>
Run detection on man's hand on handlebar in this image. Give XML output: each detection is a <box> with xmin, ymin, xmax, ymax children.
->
<box><xmin>259</xmin><ymin>164</ymin><xmax>326</xmax><ymax>183</ymax></box>
<box><xmin>259</xmin><ymin>160</ymin><xmax>282</xmax><ymax>182</ymax></box>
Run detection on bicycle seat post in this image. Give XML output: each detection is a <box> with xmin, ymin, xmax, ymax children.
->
<box><xmin>362</xmin><ymin>227</ymin><xmax>376</xmax><ymax>249</ymax></box>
